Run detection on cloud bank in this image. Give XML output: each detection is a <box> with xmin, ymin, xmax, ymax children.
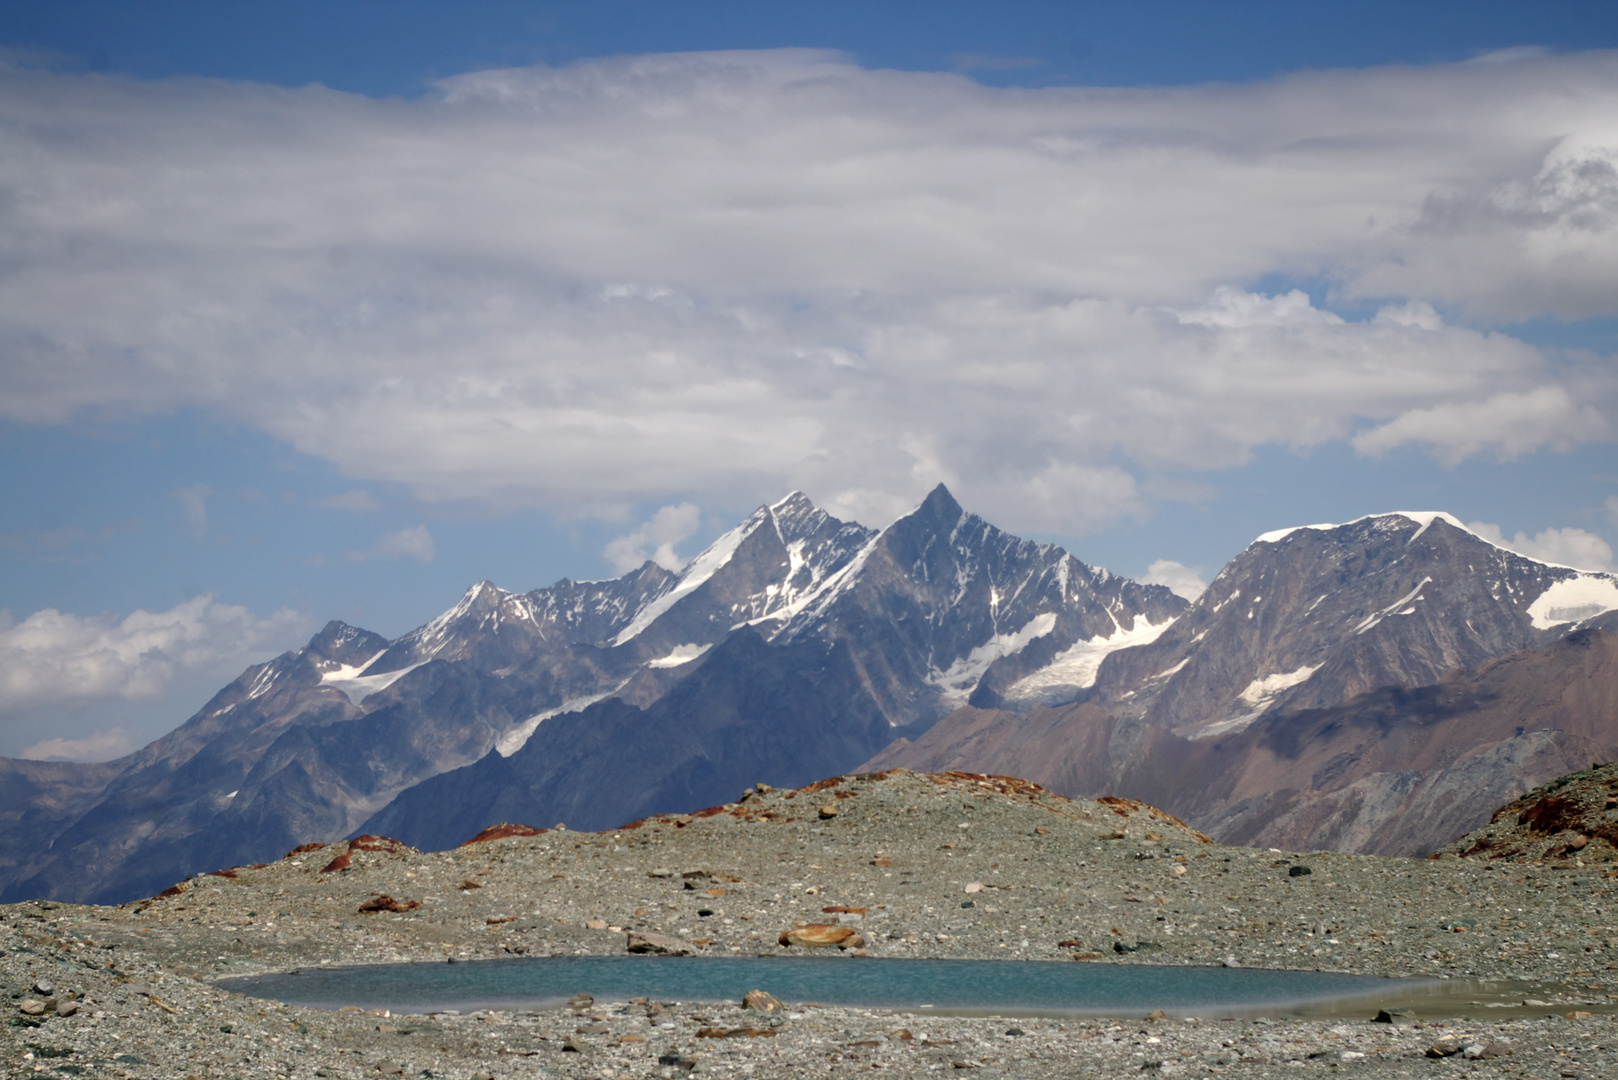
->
<box><xmin>0</xmin><ymin>596</ymin><xmax>304</xmax><ymax>717</ymax></box>
<box><xmin>1</xmin><ymin>48</ymin><xmax>1616</xmax><ymax>534</ymax></box>
<box><xmin>1467</xmin><ymin>521</ymin><xmax>1617</xmax><ymax>573</ymax></box>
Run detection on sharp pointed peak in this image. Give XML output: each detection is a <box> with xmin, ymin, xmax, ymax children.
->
<box><xmin>768</xmin><ymin>490</ymin><xmax>817</xmax><ymax>514</ymax></box>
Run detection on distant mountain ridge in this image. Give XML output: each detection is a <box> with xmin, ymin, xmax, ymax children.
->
<box><xmin>0</xmin><ymin>485</ymin><xmax>1182</xmax><ymax>903</ymax></box>
<box><xmin>5</xmin><ymin>499</ymin><xmax>1615</xmax><ymax>902</ymax></box>
<box><xmin>866</xmin><ymin>511</ymin><xmax>1618</xmax><ymax>854</ymax></box>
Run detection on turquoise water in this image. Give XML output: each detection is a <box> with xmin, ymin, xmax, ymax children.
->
<box><xmin>219</xmin><ymin>956</ymin><xmax>1431</xmax><ymax>1018</ymax></box>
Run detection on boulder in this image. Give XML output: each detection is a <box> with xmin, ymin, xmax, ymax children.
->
<box><xmin>1427</xmin><ymin>1036</ymin><xmax>1463</xmax><ymax>1057</ymax></box>
<box><xmin>742</xmin><ymin>989</ymin><xmax>785</xmax><ymax>1012</ymax></box>
<box><xmin>357</xmin><ymin>895</ymin><xmax>420</xmax><ymax>914</ymax></box>
<box><xmin>778</xmin><ymin>924</ymin><xmax>865</xmax><ymax>949</ymax></box>
<box><xmin>626</xmin><ymin>931</ymin><xmax>692</xmax><ymax>956</ymax></box>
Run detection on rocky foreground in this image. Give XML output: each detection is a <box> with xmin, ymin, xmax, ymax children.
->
<box><xmin>7</xmin><ymin>769</ymin><xmax>1618</xmax><ymax>1078</ymax></box>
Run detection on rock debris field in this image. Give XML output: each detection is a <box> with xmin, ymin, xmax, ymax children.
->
<box><xmin>8</xmin><ymin>768</ymin><xmax>1618</xmax><ymax>1078</ymax></box>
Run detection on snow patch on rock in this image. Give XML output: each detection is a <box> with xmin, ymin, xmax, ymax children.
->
<box><xmin>1527</xmin><ymin>575</ymin><xmax>1618</xmax><ymax>629</ymax></box>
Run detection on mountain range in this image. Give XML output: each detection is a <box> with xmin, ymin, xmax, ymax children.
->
<box><xmin>3</xmin><ymin>488</ymin><xmax>1616</xmax><ymax>903</ymax></box>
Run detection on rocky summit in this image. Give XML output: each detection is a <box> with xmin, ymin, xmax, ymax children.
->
<box><xmin>869</xmin><ymin>513</ymin><xmax>1618</xmax><ymax>856</ymax></box>
<box><xmin>6</xmin><ymin>768</ymin><xmax>1618</xmax><ymax>1079</ymax></box>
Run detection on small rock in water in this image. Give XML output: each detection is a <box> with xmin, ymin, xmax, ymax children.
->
<box><xmin>742</xmin><ymin>989</ymin><xmax>784</xmax><ymax>1012</ymax></box>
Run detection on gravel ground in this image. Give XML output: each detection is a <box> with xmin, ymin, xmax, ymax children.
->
<box><xmin>8</xmin><ymin>769</ymin><xmax>1618</xmax><ymax>1079</ymax></box>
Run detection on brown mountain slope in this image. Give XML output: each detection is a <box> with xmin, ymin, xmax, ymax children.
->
<box><xmin>864</xmin><ymin>627</ymin><xmax>1618</xmax><ymax>856</ymax></box>
<box><xmin>1437</xmin><ymin>758</ymin><xmax>1618</xmax><ymax>863</ymax></box>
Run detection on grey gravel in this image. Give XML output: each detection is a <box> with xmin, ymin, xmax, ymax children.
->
<box><xmin>6</xmin><ymin>769</ymin><xmax>1618</xmax><ymax>1078</ymax></box>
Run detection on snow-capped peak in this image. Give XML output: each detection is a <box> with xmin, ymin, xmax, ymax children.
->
<box><xmin>610</xmin><ymin>507</ymin><xmax>772</xmax><ymax>646</ymax></box>
<box><xmin>1254</xmin><ymin>511</ymin><xmax>1470</xmax><ymax>547</ymax></box>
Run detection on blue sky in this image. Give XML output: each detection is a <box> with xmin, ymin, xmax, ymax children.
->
<box><xmin>3</xmin><ymin>2</ymin><xmax>1618</xmax><ymax>759</ymax></box>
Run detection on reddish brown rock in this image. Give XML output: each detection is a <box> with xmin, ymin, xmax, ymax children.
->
<box><xmin>458</xmin><ymin>822</ymin><xmax>547</xmax><ymax>846</ymax></box>
<box><xmin>347</xmin><ymin>835</ymin><xmax>415</xmax><ymax>855</ymax></box>
<box><xmin>285</xmin><ymin>842</ymin><xmax>328</xmax><ymax>857</ymax></box>
<box><xmin>357</xmin><ymin>894</ymin><xmax>420</xmax><ymax>914</ymax></box>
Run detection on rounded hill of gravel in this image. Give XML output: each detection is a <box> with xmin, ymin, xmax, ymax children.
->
<box><xmin>8</xmin><ymin>768</ymin><xmax>1618</xmax><ymax>1079</ymax></box>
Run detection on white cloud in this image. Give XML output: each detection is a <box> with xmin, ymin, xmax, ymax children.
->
<box><xmin>1466</xmin><ymin>521</ymin><xmax>1616</xmax><ymax>572</ymax></box>
<box><xmin>0</xmin><ymin>50</ymin><xmax>1615</xmax><ymax>536</ymax></box>
<box><xmin>1351</xmin><ymin>386</ymin><xmax>1609</xmax><ymax>466</ymax></box>
<box><xmin>1142</xmin><ymin>559</ymin><xmax>1207</xmax><ymax>601</ymax></box>
<box><xmin>0</xmin><ymin>596</ymin><xmax>303</xmax><ymax>716</ymax></box>
<box><xmin>345</xmin><ymin>525</ymin><xmax>437</xmax><ymax>564</ymax></box>
<box><xmin>170</xmin><ymin>484</ymin><xmax>213</xmax><ymax>542</ymax></box>
<box><xmin>603</xmin><ymin>503</ymin><xmax>702</xmax><ymax>573</ymax></box>
<box><xmin>21</xmin><ymin>727</ymin><xmax>135</xmax><ymax>762</ymax></box>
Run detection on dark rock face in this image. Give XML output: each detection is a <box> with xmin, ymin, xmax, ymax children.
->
<box><xmin>866</xmin><ymin>515</ymin><xmax>1618</xmax><ymax>855</ymax></box>
<box><xmin>2</xmin><ymin>486</ymin><xmax>1178</xmax><ymax>903</ymax></box>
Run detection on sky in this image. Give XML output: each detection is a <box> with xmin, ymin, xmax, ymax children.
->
<box><xmin>3</xmin><ymin>1</ymin><xmax>1618</xmax><ymax>760</ymax></box>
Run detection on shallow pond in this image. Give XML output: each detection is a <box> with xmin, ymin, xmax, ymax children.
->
<box><xmin>219</xmin><ymin>955</ymin><xmax>1452</xmax><ymax>1019</ymax></box>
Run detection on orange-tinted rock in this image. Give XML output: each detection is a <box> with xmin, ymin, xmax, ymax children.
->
<box><xmin>778</xmin><ymin>924</ymin><xmax>864</xmax><ymax>949</ymax></box>
<box><xmin>320</xmin><ymin>852</ymin><xmax>352</xmax><ymax>874</ymax></box>
<box><xmin>285</xmin><ymin>842</ymin><xmax>328</xmax><ymax>857</ymax></box>
<box><xmin>742</xmin><ymin>989</ymin><xmax>785</xmax><ymax>1011</ymax></box>
<box><xmin>154</xmin><ymin>883</ymin><xmax>186</xmax><ymax>899</ymax></box>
